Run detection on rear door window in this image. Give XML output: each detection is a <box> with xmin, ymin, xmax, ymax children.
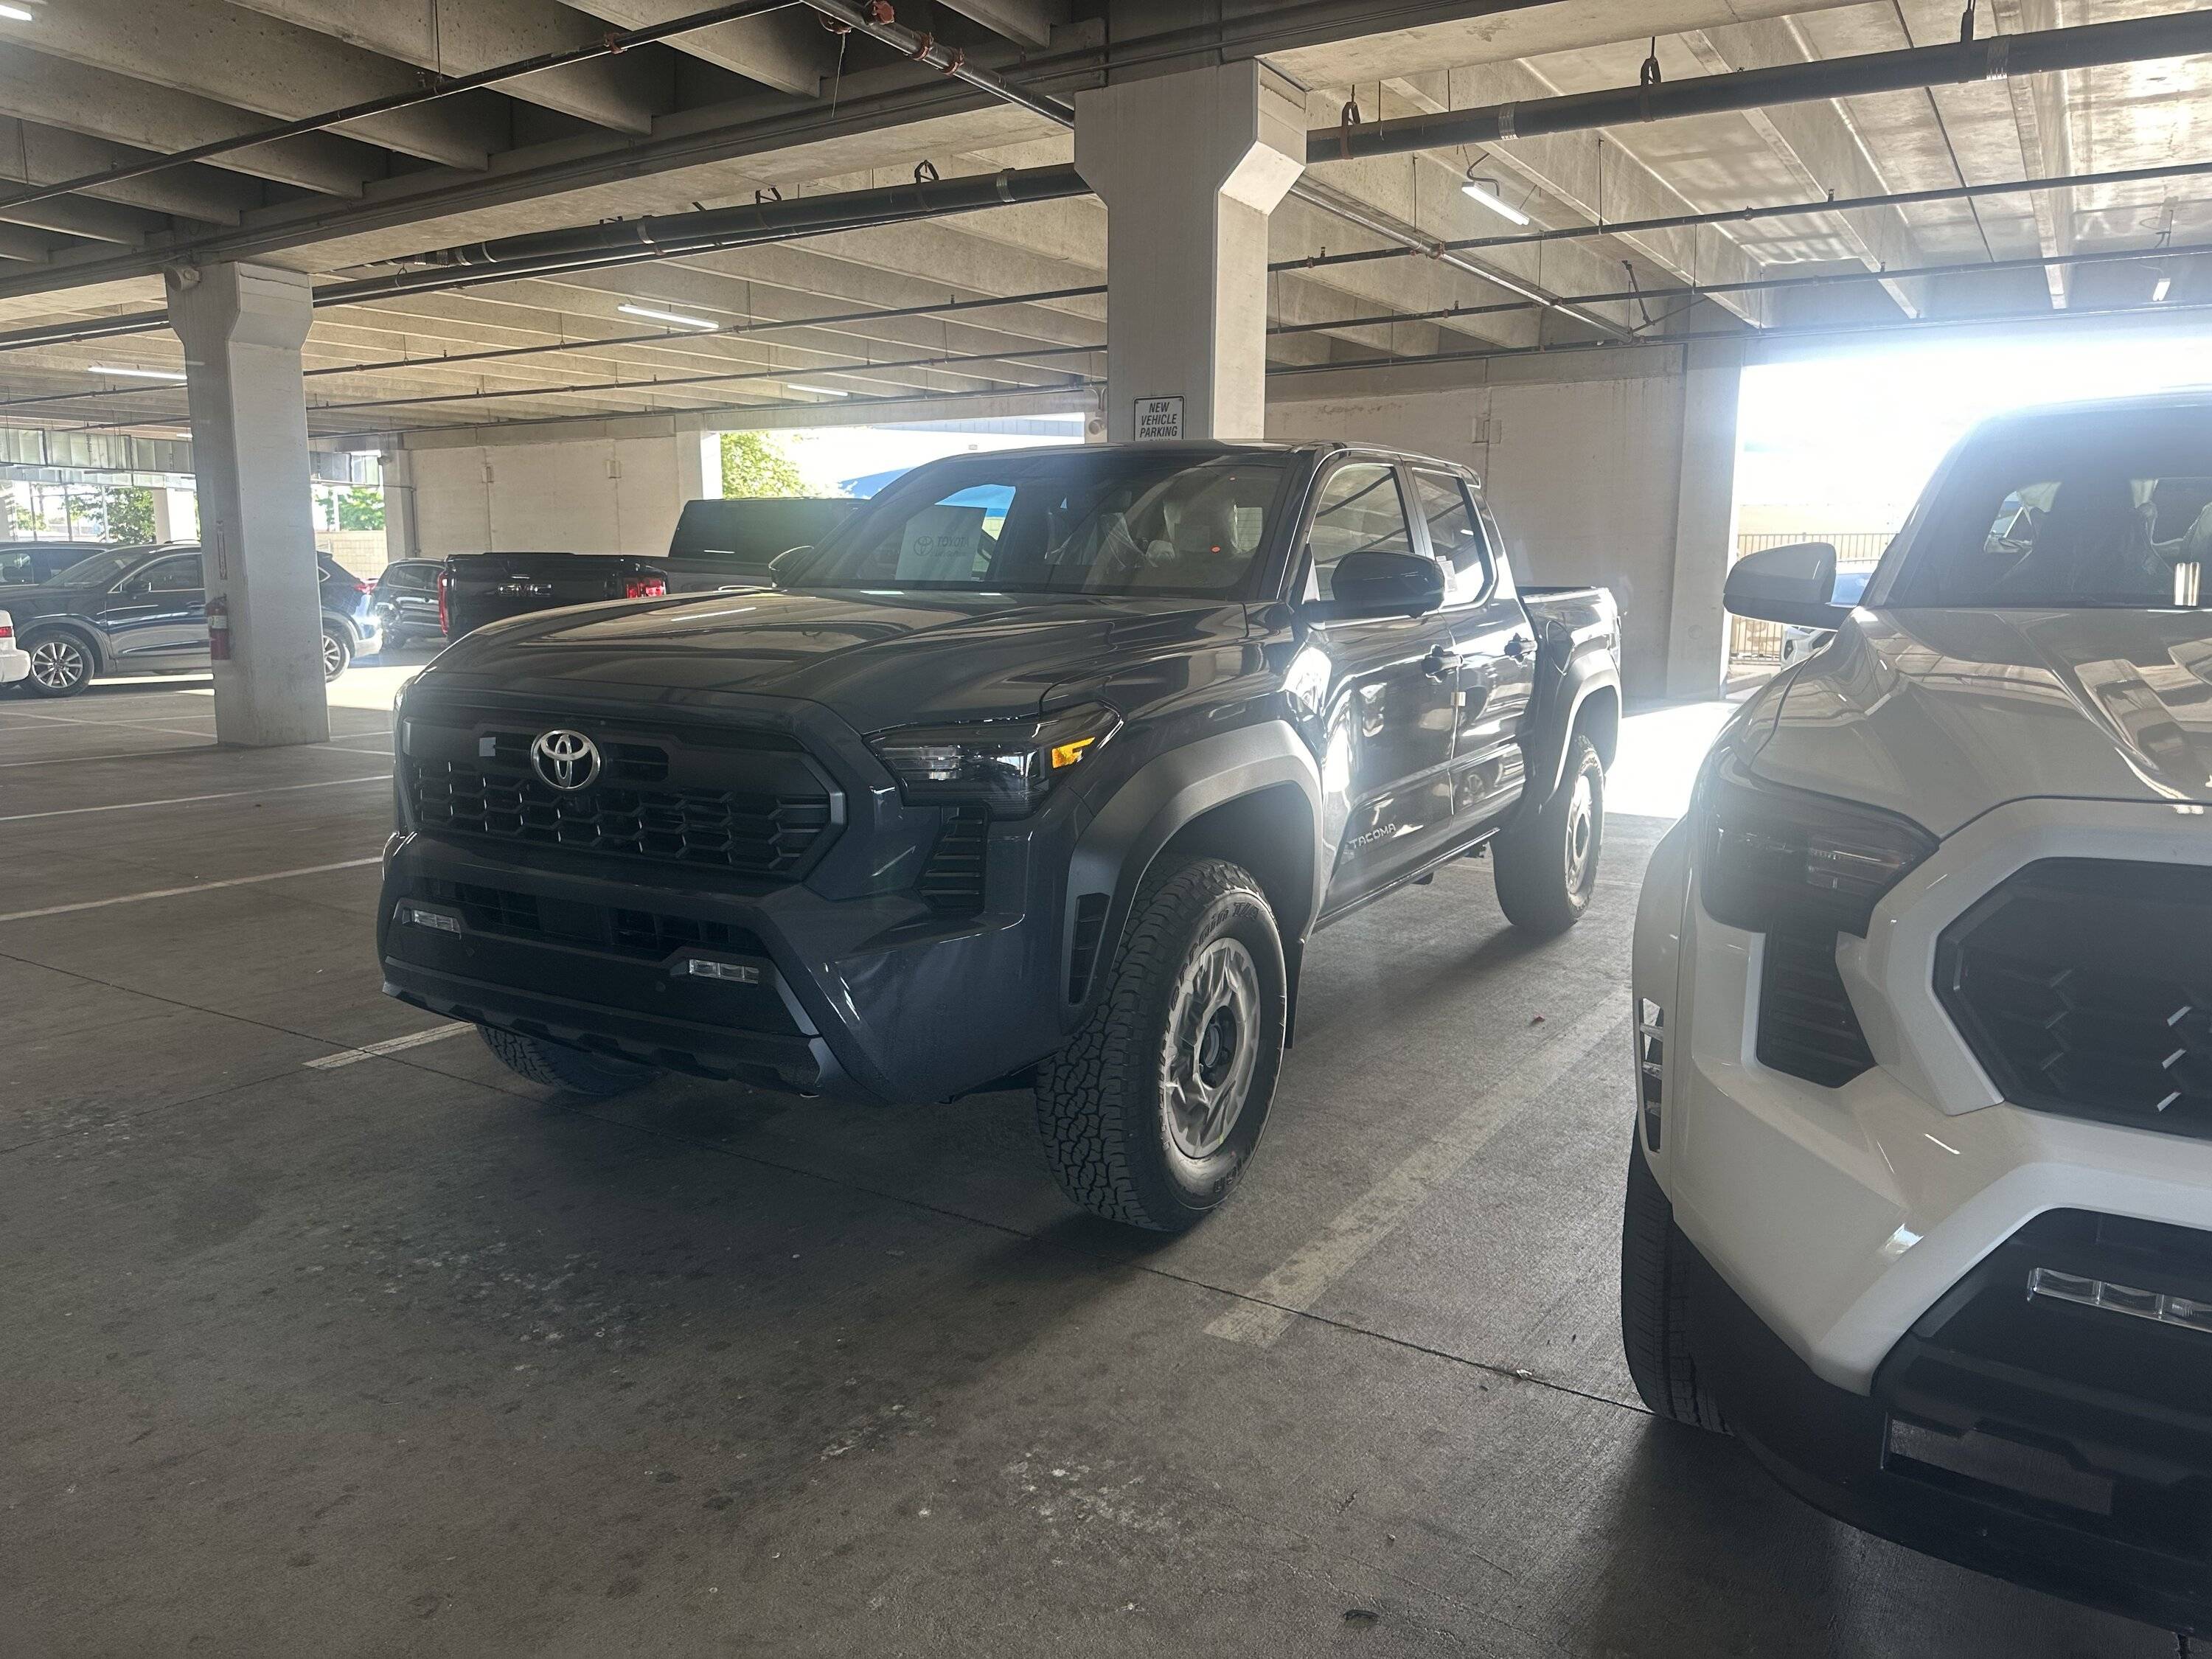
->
<box><xmin>1411</xmin><ymin>470</ymin><xmax>1492</xmax><ymax>602</ymax></box>
<box><xmin>141</xmin><ymin>554</ymin><xmax>204</xmax><ymax>593</ymax></box>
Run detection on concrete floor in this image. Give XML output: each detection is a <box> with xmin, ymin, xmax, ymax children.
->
<box><xmin>0</xmin><ymin>667</ymin><xmax>2171</xmax><ymax>1658</ymax></box>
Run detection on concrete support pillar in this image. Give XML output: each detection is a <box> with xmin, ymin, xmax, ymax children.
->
<box><xmin>1663</xmin><ymin>340</ymin><xmax>1745</xmax><ymax>703</ymax></box>
<box><xmin>151</xmin><ymin>487</ymin><xmax>196</xmax><ymax>542</ymax></box>
<box><xmin>678</xmin><ymin>430</ymin><xmax>721</xmax><ymax>504</ymax></box>
<box><xmin>1074</xmin><ymin>61</ymin><xmax>1306</xmax><ymax>442</ymax></box>
<box><xmin>380</xmin><ymin>449</ymin><xmax>419</xmax><ymax>563</ymax></box>
<box><xmin>167</xmin><ymin>261</ymin><xmax>327</xmax><ymax>748</ymax></box>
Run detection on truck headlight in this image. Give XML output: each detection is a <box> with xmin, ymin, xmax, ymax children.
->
<box><xmin>1695</xmin><ymin>748</ymin><xmax>1935</xmax><ymax>936</ymax></box>
<box><xmin>869</xmin><ymin>703</ymin><xmax>1121</xmax><ymax>816</ymax></box>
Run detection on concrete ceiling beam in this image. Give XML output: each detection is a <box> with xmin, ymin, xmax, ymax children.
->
<box><xmin>934</xmin><ymin>0</ymin><xmax>1071</xmax><ymax>49</ymax></box>
<box><xmin>556</xmin><ymin>0</ymin><xmax>832</xmax><ymax>97</ymax></box>
<box><xmin>0</xmin><ymin>0</ymin><xmax>508</xmax><ymax>171</ymax></box>
<box><xmin>0</xmin><ymin>224</ymin><xmax>64</xmax><ymax>264</ymax></box>
<box><xmin>1377</xmin><ymin>66</ymin><xmax>1772</xmax><ymax>329</ymax></box>
<box><xmin>1680</xmin><ymin>19</ymin><xmax>1931</xmax><ymax>318</ymax></box>
<box><xmin>226</xmin><ymin>0</ymin><xmax>669</xmax><ymax>136</ymax></box>
<box><xmin>0</xmin><ymin>122</ymin><xmax>262</xmax><ymax>227</ymax></box>
<box><xmin>0</xmin><ymin>53</ymin><xmax>379</xmax><ymax>198</ymax></box>
<box><xmin>0</xmin><ymin>190</ymin><xmax>170</xmax><ymax>247</ymax></box>
<box><xmin>1989</xmin><ymin>0</ymin><xmax>2076</xmax><ymax>308</ymax></box>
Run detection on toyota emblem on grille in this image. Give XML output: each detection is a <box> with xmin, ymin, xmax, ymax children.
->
<box><xmin>529</xmin><ymin>728</ymin><xmax>601</xmax><ymax>792</ymax></box>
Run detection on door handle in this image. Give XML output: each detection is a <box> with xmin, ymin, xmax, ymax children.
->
<box><xmin>1421</xmin><ymin>644</ymin><xmax>1453</xmax><ymax>681</ymax></box>
<box><xmin>1504</xmin><ymin>633</ymin><xmax>1528</xmax><ymax>661</ymax></box>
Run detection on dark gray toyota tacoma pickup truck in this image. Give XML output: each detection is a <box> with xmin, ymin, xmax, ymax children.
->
<box><xmin>378</xmin><ymin>442</ymin><xmax>1623</xmax><ymax>1230</ymax></box>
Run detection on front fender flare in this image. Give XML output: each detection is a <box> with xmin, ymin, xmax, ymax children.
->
<box><xmin>1062</xmin><ymin>722</ymin><xmax>1325</xmax><ymax>1010</ymax></box>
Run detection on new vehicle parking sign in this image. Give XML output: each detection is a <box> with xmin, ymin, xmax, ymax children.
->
<box><xmin>1134</xmin><ymin>396</ymin><xmax>1183</xmax><ymax>441</ymax></box>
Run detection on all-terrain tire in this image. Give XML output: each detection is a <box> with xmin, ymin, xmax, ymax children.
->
<box><xmin>479</xmin><ymin>1025</ymin><xmax>655</xmax><ymax>1097</ymax></box>
<box><xmin>1034</xmin><ymin>856</ymin><xmax>1286</xmax><ymax>1232</ymax></box>
<box><xmin>1620</xmin><ymin>1137</ymin><xmax>1729</xmax><ymax>1433</ymax></box>
<box><xmin>1495</xmin><ymin>732</ymin><xmax>1604</xmax><ymax>936</ymax></box>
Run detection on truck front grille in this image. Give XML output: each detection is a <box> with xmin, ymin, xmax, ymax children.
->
<box><xmin>1939</xmin><ymin>859</ymin><xmax>2212</xmax><ymax>1139</ymax></box>
<box><xmin>400</xmin><ymin>703</ymin><xmax>838</xmax><ymax>882</ymax></box>
<box><xmin>407</xmin><ymin>760</ymin><xmax>829</xmax><ymax>877</ymax></box>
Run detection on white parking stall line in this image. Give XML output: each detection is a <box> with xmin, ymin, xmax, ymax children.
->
<box><xmin>0</xmin><ymin>774</ymin><xmax>389</xmax><ymax>823</ymax></box>
<box><xmin>1206</xmin><ymin>1003</ymin><xmax>1629</xmax><ymax>1349</ymax></box>
<box><xmin>0</xmin><ymin>857</ymin><xmax>381</xmax><ymax>923</ymax></box>
<box><xmin>0</xmin><ymin>708</ymin><xmax>220</xmax><ymax>740</ymax></box>
<box><xmin>305</xmin><ymin>1023</ymin><xmax>470</xmax><ymax>1070</ymax></box>
<box><xmin>0</xmin><ymin>746</ymin><xmax>220</xmax><ymax>771</ymax></box>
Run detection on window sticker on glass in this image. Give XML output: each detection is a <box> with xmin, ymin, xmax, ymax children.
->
<box><xmin>895</xmin><ymin>504</ymin><xmax>989</xmax><ymax>581</ymax></box>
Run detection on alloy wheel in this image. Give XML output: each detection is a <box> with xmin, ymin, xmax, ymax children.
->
<box><xmin>29</xmin><ymin>638</ymin><xmax>87</xmax><ymax>692</ymax></box>
<box><xmin>1161</xmin><ymin>936</ymin><xmax>1262</xmax><ymax>1160</ymax></box>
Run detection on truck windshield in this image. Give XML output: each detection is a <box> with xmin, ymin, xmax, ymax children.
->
<box><xmin>1891</xmin><ymin>409</ymin><xmax>2212</xmax><ymax>609</ymax></box>
<box><xmin>787</xmin><ymin>452</ymin><xmax>1295</xmax><ymax>598</ymax></box>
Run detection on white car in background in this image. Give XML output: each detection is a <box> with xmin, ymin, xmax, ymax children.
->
<box><xmin>1624</xmin><ymin>390</ymin><xmax>2212</xmax><ymax>1635</ymax></box>
<box><xmin>0</xmin><ymin>609</ymin><xmax>27</xmax><ymax>689</ymax></box>
<box><xmin>1775</xmin><ymin>566</ymin><xmax>1871</xmax><ymax>667</ymax></box>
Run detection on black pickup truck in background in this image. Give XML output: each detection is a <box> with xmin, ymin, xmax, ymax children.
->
<box><xmin>378</xmin><ymin>442</ymin><xmax>1623</xmax><ymax>1232</ymax></box>
<box><xmin>664</xmin><ymin>497</ymin><xmax>858</xmax><ymax>589</ymax></box>
<box><xmin>438</xmin><ymin>552</ymin><xmax>669</xmax><ymax>640</ymax></box>
<box><xmin>436</xmin><ymin>497</ymin><xmax>858</xmax><ymax>639</ymax></box>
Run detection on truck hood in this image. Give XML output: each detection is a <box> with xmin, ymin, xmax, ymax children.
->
<box><xmin>1750</xmin><ymin>608</ymin><xmax>2212</xmax><ymax>835</ymax></box>
<box><xmin>418</xmin><ymin>585</ymin><xmax>1248</xmax><ymax>731</ymax></box>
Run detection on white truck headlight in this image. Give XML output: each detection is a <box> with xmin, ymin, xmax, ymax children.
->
<box><xmin>1695</xmin><ymin>748</ymin><xmax>1935</xmax><ymax>937</ymax></box>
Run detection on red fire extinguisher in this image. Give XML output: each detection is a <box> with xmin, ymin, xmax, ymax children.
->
<box><xmin>206</xmin><ymin>594</ymin><xmax>230</xmax><ymax>662</ymax></box>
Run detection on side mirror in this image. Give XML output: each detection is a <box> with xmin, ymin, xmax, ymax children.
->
<box><xmin>763</xmin><ymin>543</ymin><xmax>813</xmax><ymax>585</ymax></box>
<box><xmin>1724</xmin><ymin>541</ymin><xmax>1851</xmax><ymax>629</ymax></box>
<box><xmin>1308</xmin><ymin>549</ymin><xmax>1447</xmax><ymax>622</ymax></box>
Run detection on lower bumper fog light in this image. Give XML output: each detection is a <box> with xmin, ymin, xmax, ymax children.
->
<box><xmin>681</xmin><ymin>957</ymin><xmax>761</xmax><ymax>984</ymax></box>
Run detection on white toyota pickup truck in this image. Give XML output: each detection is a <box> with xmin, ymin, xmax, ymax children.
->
<box><xmin>1623</xmin><ymin>389</ymin><xmax>2212</xmax><ymax>1635</ymax></box>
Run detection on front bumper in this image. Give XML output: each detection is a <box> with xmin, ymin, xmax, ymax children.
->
<box><xmin>379</xmin><ymin>828</ymin><xmax>1079</xmax><ymax>1103</ymax></box>
<box><xmin>1635</xmin><ymin>797</ymin><xmax>2212</xmax><ymax>1627</ymax></box>
<box><xmin>1675</xmin><ymin>1206</ymin><xmax>2212</xmax><ymax>1635</ymax></box>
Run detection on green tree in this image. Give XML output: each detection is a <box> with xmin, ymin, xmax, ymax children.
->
<box><xmin>336</xmin><ymin>487</ymin><xmax>387</xmax><ymax>531</ymax></box>
<box><xmin>720</xmin><ymin>429</ymin><xmax>810</xmax><ymax>498</ymax></box>
<box><xmin>105</xmin><ymin>486</ymin><xmax>156</xmax><ymax>544</ymax></box>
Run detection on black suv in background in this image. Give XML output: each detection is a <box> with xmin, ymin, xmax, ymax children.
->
<box><xmin>5</xmin><ymin>544</ymin><xmax>381</xmax><ymax>695</ymax></box>
<box><xmin>0</xmin><ymin>540</ymin><xmax>128</xmax><ymax>588</ymax></box>
<box><xmin>370</xmin><ymin>559</ymin><xmax>445</xmax><ymax>648</ymax></box>
<box><xmin>378</xmin><ymin>442</ymin><xmax>1623</xmax><ymax>1230</ymax></box>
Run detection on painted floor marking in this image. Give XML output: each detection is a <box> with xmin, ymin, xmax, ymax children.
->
<box><xmin>0</xmin><ymin>856</ymin><xmax>381</xmax><ymax>922</ymax></box>
<box><xmin>1206</xmin><ymin>1002</ymin><xmax>1629</xmax><ymax>1348</ymax></box>
<box><xmin>306</xmin><ymin>1023</ymin><xmax>470</xmax><ymax>1070</ymax></box>
<box><xmin>0</xmin><ymin>774</ymin><xmax>389</xmax><ymax>823</ymax></box>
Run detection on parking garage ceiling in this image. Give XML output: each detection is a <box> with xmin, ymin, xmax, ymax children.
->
<box><xmin>0</xmin><ymin>0</ymin><xmax>2204</xmax><ymax>448</ymax></box>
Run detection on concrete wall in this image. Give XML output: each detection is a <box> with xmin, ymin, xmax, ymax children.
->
<box><xmin>408</xmin><ymin>433</ymin><xmax>692</xmax><ymax>557</ymax></box>
<box><xmin>1267</xmin><ymin>345</ymin><xmax>1738</xmax><ymax>704</ymax></box>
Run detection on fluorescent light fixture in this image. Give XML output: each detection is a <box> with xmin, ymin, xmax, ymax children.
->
<box><xmin>787</xmin><ymin>383</ymin><xmax>849</xmax><ymax>397</ymax></box>
<box><xmin>617</xmin><ymin>302</ymin><xmax>717</xmax><ymax>330</ymax></box>
<box><xmin>2153</xmin><ymin>274</ymin><xmax>2174</xmax><ymax>303</ymax></box>
<box><xmin>1461</xmin><ymin>179</ymin><xmax>1531</xmax><ymax>226</ymax></box>
<box><xmin>0</xmin><ymin>5</ymin><xmax>36</xmax><ymax>21</ymax></box>
<box><xmin>89</xmin><ymin>364</ymin><xmax>187</xmax><ymax>381</ymax></box>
